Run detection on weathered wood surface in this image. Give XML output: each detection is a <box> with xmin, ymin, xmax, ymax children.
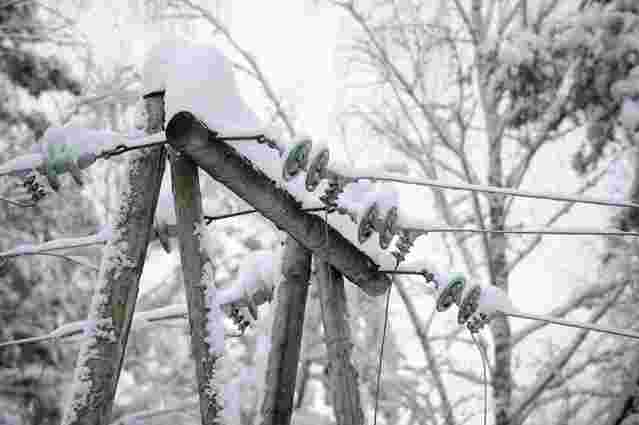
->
<box><xmin>165</xmin><ymin>111</ymin><xmax>390</xmax><ymax>297</ymax></box>
<box><xmin>260</xmin><ymin>237</ymin><xmax>311</xmax><ymax>425</ymax></box>
<box><xmin>316</xmin><ymin>259</ymin><xmax>364</xmax><ymax>425</ymax></box>
<box><xmin>169</xmin><ymin>144</ymin><xmax>223</xmax><ymax>424</ymax></box>
<box><xmin>61</xmin><ymin>96</ymin><xmax>166</xmax><ymax>425</ymax></box>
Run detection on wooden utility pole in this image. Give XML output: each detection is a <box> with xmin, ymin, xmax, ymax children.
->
<box><xmin>316</xmin><ymin>259</ymin><xmax>364</xmax><ymax>425</ymax></box>
<box><xmin>165</xmin><ymin>111</ymin><xmax>390</xmax><ymax>297</ymax></box>
<box><xmin>169</xmin><ymin>120</ymin><xmax>223</xmax><ymax>424</ymax></box>
<box><xmin>61</xmin><ymin>95</ymin><xmax>166</xmax><ymax>425</ymax></box>
<box><xmin>260</xmin><ymin>237</ymin><xmax>311</xmax><ymax>425</ymax></box>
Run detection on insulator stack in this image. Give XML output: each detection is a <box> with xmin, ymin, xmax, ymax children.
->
<box><xmin>319</xmin><ymin>178</ymin><xmax>345</xmax><ymax>212</ymax></box>
<box><xmin>228</xmin><ymin>304</ymin><xmax>251</xmax><ymax>334</ymax></box>
<box><xmin>457</xmin><ymin>284</ymin><xmax>482</xmax><ymax>325</ymax></box>
<box><xmin>305</xmin><ymin>148</ymin><xmax>330</xmax><ymax>192</ymax></box>
<box><xmin>435</xmin><ymin>274</ymin><xmax>466</xmax><ymax>312</ymax></box>
<box><xmin>433</xmin><ymin>275</ymin><xmax>490</xmax><ymax>333</ymax></box>
<box><xmin>392</xmin><ymin>229</ymin><xmax>422</xmax><ymax>265</ymax></box>
<box><xmin>282</xmin><ymin>139</ymin><xmax>313</xmax><ymax>181</ymax></box>
<box><xmin>379</xmin><ymin>206</ymin><xmax>398</xmax><ymax>250</ymax></box>
<box><xmin>23</xmin><ymin>173</ymin><xmax>47</xmax><ymax>203</ymax></box>
<box><xmin>358</xmin><ymin>202</ymin><xmax>379</xmax><ymax>244</ymax></box>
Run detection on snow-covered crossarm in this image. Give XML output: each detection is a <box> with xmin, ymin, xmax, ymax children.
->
<box><xmin>164</xmin><ymin>112</ymin><xmax>390</xmax><ymax>296</ymax></box>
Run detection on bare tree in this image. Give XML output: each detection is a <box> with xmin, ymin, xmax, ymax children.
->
<box><xmin>327</xmin><ymin>1</ymin><xmax>639</xmax><ymax>424</ymax></box>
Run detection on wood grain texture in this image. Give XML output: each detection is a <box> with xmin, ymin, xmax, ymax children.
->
<box><xmin>170</xmin><ymin>145</ymin><xmax>223</xmax><ymax>424</ymax></box>
<box><xmin>260</xmin><ymin>237</ymin><xmax>311</xmax><ymax>425</ymax></box>
<box><xmin>61</xmin><ymin>96</ymin><xmax>166</xmax><ymax>425</ymax></box>
<box><xmin>317</xmin><ymin>259</ymin><xmax>364</xmax><ymax>425</ymax></box>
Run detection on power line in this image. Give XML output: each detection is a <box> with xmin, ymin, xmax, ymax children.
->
<box><xmin>503</xmin><ymin>309</ymin><xmax>639</xmax><ymax>341</ymax></box>
<box><xmin>403</xmin><ymin>226</ymin><xmax>639</xmax><ymax>237</ymax></box>
<box><xmin>353</xmin><ymin>175</ymin><xmax>639</xmax><ymax>209</ymax></box>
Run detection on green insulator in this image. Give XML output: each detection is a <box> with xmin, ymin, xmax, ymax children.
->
<box><xmin>436</xmin><ymin>273</ymin><xmax>466</xmax><ymax>312</ymax></box>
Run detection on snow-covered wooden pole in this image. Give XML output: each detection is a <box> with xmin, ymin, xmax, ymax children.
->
<box><xmin>169</xmin><ymin>134</ymin><xmax>224</xmax><ymax>423</ymax></box>
<box><xmin>316</xmin><ymin>259</ymin><xmax>364</xmax><ymax>425</ymax></box>
<box><xmin>260</xmin><ymin>237</ymin><xmax>311</xmax><ymax>425</ymax></box>
<box><xmin>61</xmin><ymin>95</ymin><xmax>166</xmax><ymax>425</ymax></box>
<box><xmin>164</xmin><ymin>111</ymin><xmax>390</xmax><ymax>297</ymax></box>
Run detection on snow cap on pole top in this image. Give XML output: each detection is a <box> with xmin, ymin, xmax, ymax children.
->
<box><xmin>142</xmin><ymin>37</ymin><xmax>264</xmax><ymax>136</ymax></box>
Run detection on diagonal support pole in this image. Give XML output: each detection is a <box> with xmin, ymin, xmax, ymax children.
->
<box><xmin>164</xmin><ymin>111</ymin><xmax>390</xmax><ymax>297</ymax></box>
<box><xmin>169</xmin><ymin>131</ymin><xmax>224</xmax><ymax>424</ymax></box>
<box><xmin>260</xmin><ymin>237</ymin><xmax>311</xmax><ymax>425</ymax></box>
<box><xmin>61</xmin><ymin>96</ymin><xmax>166</xmax><ymax>425</ymax></box>
<box><xmin>316</xmin><ymin>258</ymin><xmax>364</xmax><ymax>425</ymax></box>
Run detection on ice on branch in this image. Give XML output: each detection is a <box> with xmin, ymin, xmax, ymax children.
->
<box><xmin>0</xmin><ymin>228</ymin><xmax>111</xmax><ymax>258</ymax></box>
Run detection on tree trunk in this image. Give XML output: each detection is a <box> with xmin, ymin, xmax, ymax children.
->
<box><xmin>169</xmin><ymin>143</ymin><xmax>223</xmax><ymax>424</ymax></box>
<box><xmin>316</xmin><ymin>259</ymin><xmax>364</xmax><ymax>425</ymax></box>
<box><xmin>488</xmin><ymin>135</ymin><xmax>512</xmax><ymax>425</ymax></box>
<box><xmin>260</xmin><ymin>237</ymin><xmax>311</xmax><ymax>425</ymax></box>
<box><xmin>61</xmin><ymin>96</ymin><xmax>166</xmax><ymax>425</ymax></box>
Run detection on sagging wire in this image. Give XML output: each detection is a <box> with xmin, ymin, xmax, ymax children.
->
<box><xmin>391</xmin><ymin>269</ymin><xmax>639</xmax><ymax>341</ymax></box>
<box><xmin>352</xmin><ymin>175</ymin><xmax>639</xmax><ymax>210</ymax></box>
<box><xmin>203</xmin><ymin>206</ymin><xmax>326</xmax><ymax>224</ymax></box>
<box><xmin>470</xmin><ymin>331</ymin><xmax>488</xmax><ymax>425</ymax></box>
<box><xmin>373</xmin><ymin>282</ymin><xmax>392</xmax><ymax>425</ymax></box>
<box><xmin>0</xmin><ymin>129</ymin><xmax>280</xmax><ymax>207</ymax></box>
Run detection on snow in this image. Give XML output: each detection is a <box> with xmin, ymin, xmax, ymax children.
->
<box><xmin>154</xmin><ymin>178</ymin><xmax>176</xmax><ymax>230</ymax></box>
<box><xmin>195</xmin><ymin>221</ymin><xmax>217</xmax><ymax>263</ymax></box>
<box><xmin>216</xmin><ymin>248</ymin><xmax>281</xmax><ymax>307</ymax></box>
<box><xmin>203</xmin><ymin>261</ymin><xmax>226</xmax><ymax>356</ymax></box>
<box><xmin>39</xmin><ymin>126</ymin><xmax>123</xmax><ymax>160</ymax></box>
<box><xmin>475</xmin><ymin>285</ymin><xmax>515</xmax><ymax>316</ymax></box>
<box><xmin>0</xmin><ymin>231</ymin><xmax>111</xmax><ymax>258</ymax></box>
<box><xmin>620</xmin><ymin>97</ymin><xmax>639</xmax><ymax>131</ymax></box>
<box><xmin>144</xmin><ymin>38</ymin><xmax>264</xmax><ymax>135</ymax></box>
<box><xmin>608</xmin><ymin>159</ymin><xmax>627</xmax><ymax>202</ymax></box>
<box><xmin>223</xmin><ymin>377</ymin><xmax>242</xmax><ymax>425</ymax></box>
<box><xmin>0</xmin><ymin>127</ymin><xmax>166</xmax><ymax>179</ymax></box>
<box><xmin>0</xmin><ymin>153</ymin><xmax>43</xmax><ymax>177</ymax></box>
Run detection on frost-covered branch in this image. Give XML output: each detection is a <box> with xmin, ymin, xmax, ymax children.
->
<box><xmin>511</xmin><ymin>278</ymin><xmax>625</xmax><ymax>346</ymax></box>
<box><xmin>0</xmin><ymin>228</ymin><xmax>111</xmax><ymax>259</ymax></box>
<box><xmin>509</xmin><ymin>286</ymin><xmax>624</xmax><ymax>425</ymax></box>
<box><xmin>395</xmin><ymin>278</ymin><xmax>456</xmax><ymax>425</ymax></box>
<box><xmin>108</xmin><ymin>399</ymin><xmax>198</xmax><ymax>425</ymax></box>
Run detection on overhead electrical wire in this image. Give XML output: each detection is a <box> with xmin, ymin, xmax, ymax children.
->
<box><xmin>353</xmin><ymin>175</ymin><xmax>639</xmax><ymax>209</ymax></box>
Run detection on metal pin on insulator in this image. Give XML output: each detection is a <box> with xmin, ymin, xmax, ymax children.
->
<box><xmin>379</xmin><ymin>206</ymin><xmax>398</xmax><ymax>250</ymax></box>
<box><xmin>457</xmin><ymin>284</ymin><xmax>482</xmax><ymax>325</ymax></box>
<box><xmin>282</xmin><ymin>139</ymin><xmax>313</xmax><ymax>181</ymax></box>
<box><xmin>23</xmin><ymin>173</ymin><xmax>47</xmax><ymax>203</ymax></box>
<box><xmin>358</xmin><ymin>202</ymin><xmax>379</xmax><ymax>244</ymax></box>
<box><xmin>467</xmin><ymin>312</ymin><xmax>490</xmax><ymax>333</ymax></box>
<box><xmin>391</xmin><ymin>229</ymin><xmax>422</xmax><ymax>265</ymax></box>
<box><xmin>319</xmin><ymin>177</ymin><xmax>346</xmax><ymax>212</ymax></box>
<box><xmin>306</xmin><ymin>148</ymin><xmax>330</xmax><ymax>192</ymax></box>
